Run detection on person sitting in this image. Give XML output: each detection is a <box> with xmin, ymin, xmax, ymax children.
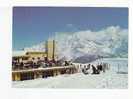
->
<box><xmin>82</xmin><ymin>66</ymin><xmax>89</xmax><ymax>75</ymax></box>
<box><xmin>86</xmin><ymin>64</ymin><xmax>90</xmax><ymax>70</ymax></box>
<box><xmin>65</xmin><ymin>61</ymin><xmax>69</xmax><ymax>66</ymax></box>
<box><xmin>20</xmin><ymin>61</ymin><xmax>24</xmax><ymax>69</ymax></box>
<box><xmin>91</xmin><ymin>65</ymin><xmax>100</xmax><ymax>74</ymax></box>
<box><xmin>97</xmin><ymin>64</ymin><xmax>103</xmax><ymax>72</ymax></box>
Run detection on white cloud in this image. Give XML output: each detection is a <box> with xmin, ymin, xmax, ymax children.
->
<box><xmin>66</xmin><ymin>23</ymin><xmax>73</xmax><ymax>27</ymax></box>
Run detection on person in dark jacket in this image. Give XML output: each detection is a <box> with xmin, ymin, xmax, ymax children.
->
<box><xmin>97</xmin><ymin>64</ymin><xmax>103</xmax><ymax>72</ymax></box>
<box><xmin>20</xmin><ymin>61</ymin><xmax>24</xmax><ymax>69</ymax></box>
<box><xmin>91</xmin><ymin>65</ymin><xmax>100</xmax><ymax>74</ymax></box>
<box><xmin>82</xmin><ymin>65</ymin><xmax>89</xmax><ymax>75</ymax></box>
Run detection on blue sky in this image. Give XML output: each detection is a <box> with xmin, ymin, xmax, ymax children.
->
<box><xmin>13</xmin><ymin>7</ymin><xmax>128</xmax><ymax>50</ymax></box>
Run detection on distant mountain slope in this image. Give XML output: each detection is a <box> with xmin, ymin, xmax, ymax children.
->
<box><xmin>24</xmin><ymin>42</ymin><xmax>46</xmax><ymax>52</ymax></box>
<box><xmin>73</xmin><ymin>54</ymin><xmax>99</xmax><ymax>63</ymax></box>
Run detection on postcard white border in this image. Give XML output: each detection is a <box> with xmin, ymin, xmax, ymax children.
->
<box><xmin>0</xmin><ymin>0</ymin><xmax>133</xmax><ymax>99</ymax></box>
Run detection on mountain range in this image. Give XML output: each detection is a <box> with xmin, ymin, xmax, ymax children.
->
<box><xmin>24</xmin><ymin>26</ymin><xmax>128</xmax><ymax>61</ymax></box>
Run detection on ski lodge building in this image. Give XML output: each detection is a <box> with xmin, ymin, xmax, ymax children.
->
<box><xmin>12</xmin><ymin>40</ymin><xmax>57</xmax><ymax>63</ymax></box>
<box><xmin>12</xmin><ymin>40</ymin><xmax>77</xmax><ymax>81</ymax></box>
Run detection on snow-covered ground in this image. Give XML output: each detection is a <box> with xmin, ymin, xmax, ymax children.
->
<box><xmin>12</xmin><ymin>58</ymin><xmax>128</xmax><ymax>89</ymax></box>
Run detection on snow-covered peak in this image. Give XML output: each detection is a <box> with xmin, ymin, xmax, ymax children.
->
<box><xmin>54</xmin><ymin>26</ymin><xmax>128</xmax><ymax>60</ymax></box>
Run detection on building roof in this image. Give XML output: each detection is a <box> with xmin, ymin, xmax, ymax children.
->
<box><xmin>12</xmin><ymin>51</ymin><xmax>27</xmax><ymax>57</ymax></box>
<box><xmin>13</xmin><ymin>50</ymin><xmax>46</xmax><ymax>57</ymax></box>
<box><xmin>26</xmin><ymin>51</ymin><xmax>46</xmax><ymax>55</ymax></box>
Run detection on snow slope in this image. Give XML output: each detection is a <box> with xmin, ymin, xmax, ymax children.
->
<box><xmin>12</xmin><ymin>73</ymin><xmax>127</xmax><ymax>89</ymax></box>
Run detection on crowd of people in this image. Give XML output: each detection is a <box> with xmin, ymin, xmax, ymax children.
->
<box><xmin>12</xmin><ymin>57</ymin><xmax>73</xmax><ymax>70</ymax></box>
<box><xmin>81</xmin><ymin>63</ymin><xmax>110</xmax><ymax>75</ymax></box>
<box><xmin>12</xmin><ymin>56</ymin><xmax>110</xmax><ymax>76</ymax></box>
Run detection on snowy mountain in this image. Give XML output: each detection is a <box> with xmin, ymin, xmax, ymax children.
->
<box><xmin>24</xmin><ymin>26</ymin><xmax>128</xmax><ymax>60</ymax></box>
<box><xmin>24</xmin><ymin>41</ymin><xmax>46</xmax><ymax>52</ymax></box>
<box><xmin>54</xmin><ymin>26</ymin><xmax>128</xmax><ymax>60</ymax></box>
